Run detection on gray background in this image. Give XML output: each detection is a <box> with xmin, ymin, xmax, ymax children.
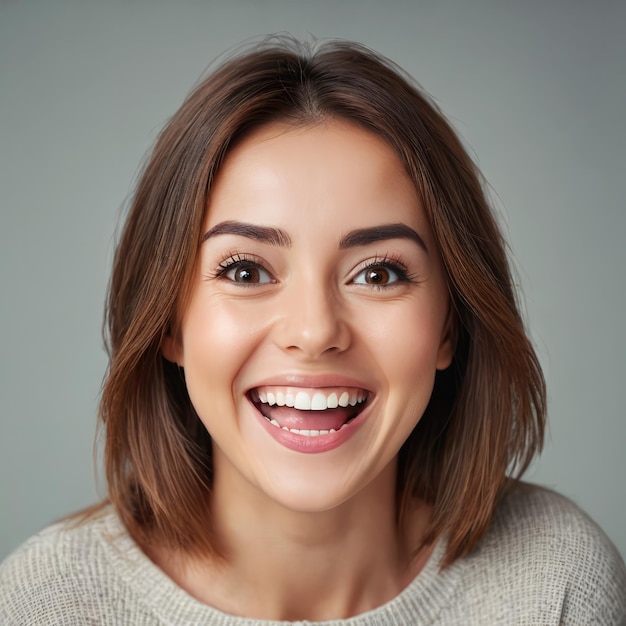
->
<box><xmin>1</xmin><ymin>0</ymin><xmax>625</xmax><ymax>562</ymax></box>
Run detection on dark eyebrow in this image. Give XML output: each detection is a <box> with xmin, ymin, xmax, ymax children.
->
<box><xmin>201</xmin><ymin>221</ymin><xmax>292</xmax><ymax>247</ymax></box>
<box><xmin>339</xmin><ymin>223</ymin><xmax>428</xmax><ymax>253</ymax></box>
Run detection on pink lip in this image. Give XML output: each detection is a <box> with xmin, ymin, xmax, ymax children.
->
<box><xmin>247</xmin><ymin>373</ymin><xmax>374</xmax><ymax>392</ymax></box>
<box><xmin>245</xmin><ymin>373</ymin><xmax>373</xmax><ymax>454</ymax></box>
<box><xmin>251</xmin><ymin>400</ymin><xmax>368</xmax><ymax>453</ymax></box>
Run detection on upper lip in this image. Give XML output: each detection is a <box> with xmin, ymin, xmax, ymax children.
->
<box><xmin>246</xmin><ymin>373</ymin><xmax>374</xmax><ymax>394</ymax></box>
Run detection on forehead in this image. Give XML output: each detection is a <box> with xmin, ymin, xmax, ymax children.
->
<box><xmin>205</xmin><ymin>120</ymin><xmax>430</xmax><ymax>237</ymax></box>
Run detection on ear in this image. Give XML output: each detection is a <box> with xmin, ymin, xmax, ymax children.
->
<box><xmin>436</xmin><ymin>306</ymin><xmax>457</xmax><ymax>371</ymax></box>
<box><xmin>161</xmin><ymin>331</ymin><xmax>184</xmax><ymax>366</ymax></box>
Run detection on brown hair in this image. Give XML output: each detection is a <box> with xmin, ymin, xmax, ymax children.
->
<box><xmin>100</xmin><ymin>36</ymin><xmax>545</xmax><ymax>566</ymax></box>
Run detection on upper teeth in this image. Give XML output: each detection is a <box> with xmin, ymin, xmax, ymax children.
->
<box><xmin>253</xmin><ymin>389</ymin><xmax>366</xmax><ymax>411</ymax></box>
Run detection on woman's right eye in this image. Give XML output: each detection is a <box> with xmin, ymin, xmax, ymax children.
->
<box><xmin>222</xmin><ymin>261</ymin><xmax>274</xmax><ymax>285</ymax></box>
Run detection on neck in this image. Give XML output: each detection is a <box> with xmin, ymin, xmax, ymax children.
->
<box><xmin>160</xmin><ymin>458</ymin><xmax>433</xmax><ymax>621</ymax></box>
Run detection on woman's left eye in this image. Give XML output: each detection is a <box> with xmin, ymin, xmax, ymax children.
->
<box><xmin>352</xmin><ymin>264</ymin><xmax>402</xmax><ymax>286</ymax></box>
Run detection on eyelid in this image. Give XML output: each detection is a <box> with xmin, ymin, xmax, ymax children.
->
<box><xmin>352</xmin><ymin>265</ymin><xmax>401</xmax><ymax>285</ymax></box>
<box><xmin>208</xmin><ymin>252</ymin><xmax>276</xmax><ymax>286</ymax></box>
<box><xmin>349</xmin><ymin>255</ymin><xmax>415</xmax><ymax>287</ymax></box>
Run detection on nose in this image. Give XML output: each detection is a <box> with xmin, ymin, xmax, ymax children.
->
<box><xmin>273</xmin><ymin>278</ymin><xmax>351</xmax><ymax>359</ymax></box>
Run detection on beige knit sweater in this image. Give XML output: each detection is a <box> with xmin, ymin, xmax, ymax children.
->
<box><xmin>1</xmin><ymin>485</ymin><xmax>625</xmax><ymax>625</ymax></box>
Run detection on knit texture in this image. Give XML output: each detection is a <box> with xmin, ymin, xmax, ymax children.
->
<box><xmin>1</xmin><ymin>485</ymin><xmax>625</xmax><ymax>625</ymax></box>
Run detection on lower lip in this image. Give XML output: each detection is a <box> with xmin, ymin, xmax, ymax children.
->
<box><xmin>251</xmin><ymin>400</ymin><xmax>367</xmax><ymax>454</ymax></box>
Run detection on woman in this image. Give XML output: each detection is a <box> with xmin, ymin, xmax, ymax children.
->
<box><xmin>1</xmin><ymin>37</ymin><xmax>625</xmax><ymax>624</ymax></box>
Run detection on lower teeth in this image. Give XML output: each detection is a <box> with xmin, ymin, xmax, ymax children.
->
<box><xmin>267</xmin><ymin>418</ymin><xmax>342</xmax><ymax>436</ymax></box>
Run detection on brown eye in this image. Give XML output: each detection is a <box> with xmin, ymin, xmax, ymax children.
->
<box><xmin>353</xmin><ymin>264</ymin><xmax>402</xmax><ymax>286</ymax></box>
<box><xmin>365</xmin><ymin>268</ymin><xmax>390</xmax><ymax>284</ymax></box>
<box><xmin>234</xmin><ymin>266</ymin><xmax>260</xmax><ymax>283</ymax></box>
<box><xmin>223</xmin><ymin>262</ymin><xmax>273</xmax><ymax>285</ymax></box>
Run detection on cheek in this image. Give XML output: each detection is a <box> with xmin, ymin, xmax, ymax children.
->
<box><xmin>359</xmin><ymin>302</ymin><xmax>446</xmax><ymax>376</ymax></box>
<box><xmin>180</xmin><ymin>300</ymin><xmax>267</xmax><ymax>413</ymax></box>
<box><xmin>360</xmin><ymin>301</ymin><xmax>445</xmax><ymax>433</ymax></box>
<box><xmin>183</xmin><ymin>298</ymin><xmax>264</xmax><ymax>359</ymax></box>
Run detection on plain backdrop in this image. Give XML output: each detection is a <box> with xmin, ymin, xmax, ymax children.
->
<box><xmin>1</xmin><ymin>0</ymin><xmax>625</xmax><ymax>562</ymax></box>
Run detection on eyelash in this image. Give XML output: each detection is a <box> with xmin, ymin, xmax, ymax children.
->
<box><xmin>351</xmin><ymin>255</ymin><xmax>419</xmax><ymax>288</ymax></box>
<box><xmin>208</xmin><ymin>252</ymin><xmax>273</xmax><ymax>286</ymax></box>
<box><xmin>207</xmin><ymin>252</ymin><xmax>419</xmax><ymax>288</ymax></box>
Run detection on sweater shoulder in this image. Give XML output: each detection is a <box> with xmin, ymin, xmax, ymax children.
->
<box><xmin>493</xmin><ymin>483</ymin><xmax>624</xmax><ymax>566</ymax></box>
<box><xmin>0</xmin><ymin>507</ymin><xmax>129</xmax><ymax>625</ymax></box>
<box><xmin>475</xmin><ymin>483</ymin><xmax>626</xmax><ymax>624</ymax></box>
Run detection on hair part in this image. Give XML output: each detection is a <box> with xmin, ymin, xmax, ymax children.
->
<box><xmin>100</xmin><ymin>36</ymin><xmax>545</xmax><ymax>566</ymax></box>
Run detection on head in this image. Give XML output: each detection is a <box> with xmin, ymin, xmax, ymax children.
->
<box><xmin>101</xmin><ymin>37</ymin><xmax>545</xmax><ymax>565</ymax></box>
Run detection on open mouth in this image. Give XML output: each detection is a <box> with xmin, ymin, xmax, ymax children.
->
<box><xmin>248</xmin><ymin>386</ymin><xmax>371</xmax><ymax>437</ymax></box>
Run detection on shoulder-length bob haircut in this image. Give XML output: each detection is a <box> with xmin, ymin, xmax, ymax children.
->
<box><xmin>101</xmin><ymin>36</ymin><xmax>545</xmax><ymax>566</ymax></box>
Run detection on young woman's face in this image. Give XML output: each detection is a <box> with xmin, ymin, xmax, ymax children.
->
<box><xmin>164</xmin><ymin>121</ymin><xmax>454</xmax><ymax>513</ymax></box>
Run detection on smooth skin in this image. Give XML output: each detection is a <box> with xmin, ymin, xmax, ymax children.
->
<box><xmin>160</xmin><ymin>120</ymin><xmax>455</xmax><ymax>621</ymax></box>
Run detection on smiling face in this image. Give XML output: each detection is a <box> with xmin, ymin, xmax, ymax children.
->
<box><xmin>163</xmin><ymin>120</ymin><xmax>454</xmax><ymax>514</ymax></box>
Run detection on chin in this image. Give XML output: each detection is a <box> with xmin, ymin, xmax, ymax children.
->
<box><xmin>252</xmin><ymin>459</ymin><xmax>386</xmax><ymax>515</ymax></box>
